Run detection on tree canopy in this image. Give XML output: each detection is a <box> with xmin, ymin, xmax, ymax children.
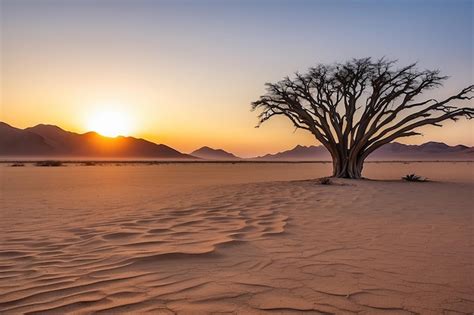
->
<box><xmin>252</xmin><ymin>58</ymin><xmax>473</xmax><ymax>178</ymax></box>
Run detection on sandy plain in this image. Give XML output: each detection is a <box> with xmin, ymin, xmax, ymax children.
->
<box><xmin>0</xmin><ymin>162</ymin><xmax>473</xmax><ymax>314</ymax></box>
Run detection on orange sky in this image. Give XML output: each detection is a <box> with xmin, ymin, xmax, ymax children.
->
<box><xmin>1</xmin><ymin>0</ymin><xmax>472</xmax><ymax>157</ymax></box>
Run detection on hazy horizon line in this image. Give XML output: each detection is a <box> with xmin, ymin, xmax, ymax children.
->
<box><xmin>2</xmin><ymin>120</ymin><xmax>473</xmax><ymax>158</ymax></box>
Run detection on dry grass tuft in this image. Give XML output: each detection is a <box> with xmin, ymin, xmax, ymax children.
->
<box><xmin>318</xmin><ymin>177</ymin><xmax>332</xmax><ymax>185</ymax></box>
<box><xmin>402</xmin><ymin>174</ymin><xmax>427</xmax><ymax>182</ymax></box>
<box><xmin>35</xmin><ymin>161</ymin><xmax>63</xmax><ymax>167</ymax></box>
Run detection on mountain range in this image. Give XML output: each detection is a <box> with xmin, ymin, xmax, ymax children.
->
<box><xmin>1</xmin><ymin>122</ymin><xmax>472</xmax><ymax>160</ymax></box>
<box><xmin>255</xmin><ymin>142</ymin><xmax>473</xmax><ymax>161</ymax></box>
<box><xmin>190</xmin><ymin>146</ymin><xmax>240</xmax><ymax>160</ymax></box>
<box><xmin>0</xmin><ymin>122</ymin><xmax>193</xmax><ymax>159</ymax></box>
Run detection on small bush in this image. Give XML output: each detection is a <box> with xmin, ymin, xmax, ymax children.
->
<box><xmin>402</xmin><ymin>174</ymin><xmax>427</xmax><ymax>182</ymax></box>
<box><xmin>319</xmin><ymin>177</ymin><xmax>332</xmax><ymax>185</ymax></box>
<box><xmin>82</xmin><ymin>161</ymin><xmax>96</xmax><ymax>166</ymax></box>
<box><xmin>11</xmin><ymin>163</ymin><xmax>25</xmax><ymax>167</ymax></box>
<box><xmin>35</xmin><ymin>160</ymin><xmax>63</xmax><ymax>167</ymax></box>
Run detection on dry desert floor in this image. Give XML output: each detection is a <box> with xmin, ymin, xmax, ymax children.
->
<box><xmin>0</xmin><ymin>162</ymin><xmax>473</xmax><ymax>314</ymax></box>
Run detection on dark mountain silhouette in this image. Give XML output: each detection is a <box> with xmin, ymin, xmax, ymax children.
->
<box><xmin>0</xmin><ymin>122</ymin><xmax>194</xmax><ymax>159</ymax></box>
<box><xmin>255</xmin><ymin>142</ymin><xmax>473</xmax><ymax>161</ymax></box>
<box><xmin>257</xmin><ymin>145</ymin><xmax>330</xmax><ymax>161</ymax></box>
<box><xmin>1</xmin><ymin>121</ymin><xmax>472</xmax><ymax>160</ymax></box>
<box><xmin>372</xmin><ymin>141</ymin><xmax>472</xmax><ymax>159</ymax></box>
<box><xmin>190</xmin><ymin>146</ymin><xmax>240</xmax><ymax>160</ymax></box>
<box><xmin>0</xmin><ymin>122</ymin><xmax>54</xmax><ymax>155</ymax></box>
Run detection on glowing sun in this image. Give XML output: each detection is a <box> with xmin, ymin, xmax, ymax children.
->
<box><xmin>86</xmin><ymin>110</ymin><xmax>132</xmax><ymax>137</ymax></box>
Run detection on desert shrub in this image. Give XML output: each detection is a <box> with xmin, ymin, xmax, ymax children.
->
<box><xmin>402</xmin><ymin>174</ymin><xmax>427</xmax><ymax>182</ymax></box>
<box><xmin>319</xmin><ymin>177</ymin><xmax>332</xmax><ymax>185</ymax></box>
<box><xmin>35</xmin><ymin>160</ymin><xmax>63</xmax><ymax>167</ymax></box>
<box><xmin>11</xmin><ymin>163</ymin><xmax>25</xmax><ymax>167</ymax></box>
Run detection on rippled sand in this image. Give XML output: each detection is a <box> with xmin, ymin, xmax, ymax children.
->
<box><xmin>0</xmin><ymin>163</ymin><xmax>473</xmax><ymax>314</ymax></box>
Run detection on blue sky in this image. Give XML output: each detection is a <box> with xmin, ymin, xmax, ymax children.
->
<box><xmin>1</xmin><ymin>0</ymin><xmax>472</xmax><ymax>155</ymax></box>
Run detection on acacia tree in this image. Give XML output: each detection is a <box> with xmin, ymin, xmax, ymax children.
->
<box><xmin>252</xmin><ymin>58</ymin><xmax>473</xmax><ymax>179</ymax></box>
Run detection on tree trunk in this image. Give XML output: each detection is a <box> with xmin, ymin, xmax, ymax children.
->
<box><xmin>331</xmin><ymin>153</ymin><xmax>364</xmax><ymax>179</ymax></box>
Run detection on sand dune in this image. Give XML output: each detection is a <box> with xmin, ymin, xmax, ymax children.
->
<box><xmin>0</xmin><ymin>163</ymin><xmax>473</xmax><ymax>314</ymax></box>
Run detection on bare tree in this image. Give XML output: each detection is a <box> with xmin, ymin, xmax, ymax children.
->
<box><xmin>252</xmin><ymin>58</ymin><xmax>473</xmax><ymax>179</ymax></box>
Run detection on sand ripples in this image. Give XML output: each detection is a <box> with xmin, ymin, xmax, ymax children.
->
<box><xmin>1</xmin><ymin>179</ymin><xmax>473</xmax><ymax>314</ymax></box>
<box><xmin>0</xmin><ymin>185</ymin><xmax>288</xmax><ymax>314</ymax></box>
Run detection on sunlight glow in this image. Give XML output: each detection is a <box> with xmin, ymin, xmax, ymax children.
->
<box><xmin>86</xmin><ymin>109</ymin><xmax>132</xmax><ymax>137</ymax></box>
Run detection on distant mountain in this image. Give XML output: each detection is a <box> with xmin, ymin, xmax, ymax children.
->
<box><xmin>255</xmin><ymin>142</ymin><xmax>474</xmax><ymax>161</ymax></box>
<box><xmin>372</xmin><ymin>141</ymin><xmax>473</xmax><ymax>160</ymax></box>
<box><xmin>0</xmin><ymin>122</ymin><xmax>54</xmax><ymax>155</ymax></box>
<box><xmin>256</xmin><ymin>145</ymin><xmax>330</xmax><ymax>161</ymax></box>
<box><xmin>2</xmin><ymin>121</ymin><xmax>472</xmax><ymax>160</ymax></box>
<box><xmin>190</xmin><ymin>146</ymin><xmax>240</xmax><ymax>160</ymax></box>
<box><xmin>0</xmin><ymin>122</ymin><xmax>195</xmax><ymax>159</ymax></box>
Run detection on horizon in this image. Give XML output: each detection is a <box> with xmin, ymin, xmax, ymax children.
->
<box><xmin>1</xmin><ymin>0</ymin><xmax>473</xmax><ymax>157</ymax></box>
<box><xmin>2</xmin><ymin>2</ymin><xmax>474</xmax><ymax>313</ymax></box>
<box><xmin>2</xmin><ymin>120</ymin><xmax>472</xmax><ymax>159</ymax></box>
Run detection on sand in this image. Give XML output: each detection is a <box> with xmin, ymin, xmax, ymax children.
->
<box><xmin>0</xmin><ymin>162</ymin><xmax>473</xmax><ymax>314</ymax></box>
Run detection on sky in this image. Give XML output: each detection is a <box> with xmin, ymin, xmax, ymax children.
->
<box><xmin>1</xmin><ymin>0</ymin><xmax>472</xmax><ymax>157</ymax></box>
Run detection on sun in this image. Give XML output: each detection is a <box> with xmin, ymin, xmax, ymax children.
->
<box><xmin>86</xmin><ymin>110</ymin><xmax>132</xmax><ymax>137</ymax></box>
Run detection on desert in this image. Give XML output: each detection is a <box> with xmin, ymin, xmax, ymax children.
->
<box><xmin>1</xmin><ymin>162</ymin><xmax>472</xmax><ymax>314</ymax></box>
<box><xmin>2</xmin><ymin>0</ymin><xmax>473</xmax><ymax>313</ymax></box>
